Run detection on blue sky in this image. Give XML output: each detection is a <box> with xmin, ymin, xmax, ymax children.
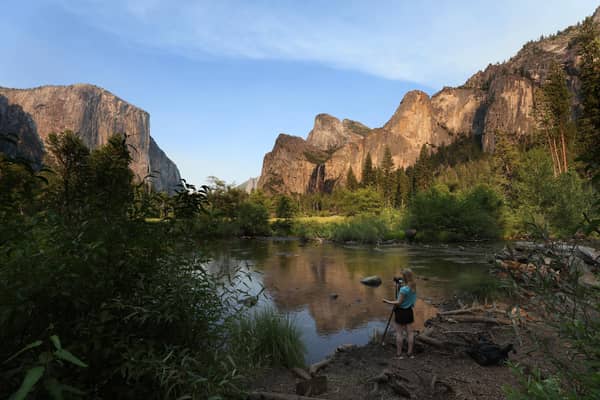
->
<box><xmin>1</xmin><ymin>1</ymin><xmax>598</xmax><ymax>185</ymax></box>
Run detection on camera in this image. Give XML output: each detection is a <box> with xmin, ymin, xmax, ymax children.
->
<box><xmin>393</xmin><ymin>276</ymin><xmax>404</xmax><ymax>284</ymax></box>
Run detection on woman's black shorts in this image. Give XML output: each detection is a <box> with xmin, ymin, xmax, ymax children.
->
<box><xmin>394</xmin><ymin>307</ymin><xmax>414</xmax><ymax>325</ymax></box>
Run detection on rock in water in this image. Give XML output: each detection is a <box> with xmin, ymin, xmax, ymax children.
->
<box><xmin>360</xmin><ymin>276</ymin><xmax>382</xmax><ymax>287</ymax></box>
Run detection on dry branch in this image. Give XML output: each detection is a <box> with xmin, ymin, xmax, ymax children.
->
<box><xmin>291</xmin><ymin>367</ymin><xmax>312</xmax><ymax>381</ymax></box>
<box><xmin>248</xmin><ymin>392</ymin><xmax>327</xmax><ymax>400</ymax></box>
<box><xmin>446</xmin><ymin>315</ymin><xmax>511</xmax><ymax>325</ymax></box>
<box><xmin>309</xmin><ymin>357</ymin><xmax>332</xmax><ymax>376</ymax></box>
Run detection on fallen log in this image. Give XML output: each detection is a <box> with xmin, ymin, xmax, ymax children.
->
<box><xmin>416</xmin><ymin>335</ymin><xmax>446</xmax><ymax>348</ymax></box>
<box><xmin>248</xmin><ymin>392</ymin><xmax>327</xmax><ymax>400</ymax></box>
<box><xmin>439</xmin><ymin>307</ymin><xmax>484</xmax><ymax>316</ymax></box>
<box><xmin>369</xmin><ymin>371</ymin><xmax>390</xmax><ymax>384</ymax></box>
<box><xmin>388</xmin><ymin>379</ymin><xmax>411</xmax><ymax>398</ymax></box>
<box><xmin>309</xmin><ymin>357</ymin><xmax>332</xmax><ymax>376</ymax></box>
<box><xmin>296</xmin><ymin>376</ymin><xmax>327</xmax><ymax>396</ymax></box>
<box><xmin>445</xmin><ymin>315</ymin><xmax>511</xmax><ymax>325</ymax></box>
<box><xmin>291</xmin><ymin>367</ymin><xmax>311</xmax><ymax>381</ymax></box>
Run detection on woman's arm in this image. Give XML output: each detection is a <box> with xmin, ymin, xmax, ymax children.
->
<box><xmin>382</xmin><ymin>293</ymin><xmax>405</xmax><ymax>305</ymax></box>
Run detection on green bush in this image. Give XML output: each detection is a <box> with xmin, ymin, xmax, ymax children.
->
<box><xmin>330</xmin><ymin>209</ymin><xmax>405</xmax><ymax>243</ymax></box>
<box><xmin>408</xmin><ymin>184</ymin><xmax>504</xmax><ymax>241</ymax></box>
<box><xmin>237</xmin><ymin>201</ymin><xmax>271</xmax><ymax>236</ymax></box>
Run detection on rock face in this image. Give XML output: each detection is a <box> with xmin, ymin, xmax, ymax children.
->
<box><xmin>258</xmin><ymin>7</ymin><xmax>600</xmax><ymax>195</ymax></box>
<box><xmin>0</xmin><ymin>95</ymin><xmax>43</xmax><ymax>166</ymax></box>
<box><xmin>0</xmin><ymin>84</ymin><xmax>180</xmax><ymax>193</ymax></box>
<box><xmin>237</xmin><ymin>177</ymin><xmax>259</xmax><ymax>193</ymax></box>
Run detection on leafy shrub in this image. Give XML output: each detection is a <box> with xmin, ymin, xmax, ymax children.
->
<box><xmin>408</xmin><ymin>184</ymin><xmax>504</xmax><ymax>241</ymax></box>
<box><xmin>237</xmin><ymin>201</ymin><xmax>271</xmax><ymax>236</ymax></box>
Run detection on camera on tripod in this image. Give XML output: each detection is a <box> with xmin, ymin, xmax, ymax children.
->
<box><xmin>392</xmin><ymin>276</ymin><xmax>404</xmax><ymax>285</ymax></box>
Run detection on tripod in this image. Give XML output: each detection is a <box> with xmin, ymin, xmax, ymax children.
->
<box><xmin>381</xmin><ymin>279</ymin><xmax>400</xmax><ymax>346</ymax></box>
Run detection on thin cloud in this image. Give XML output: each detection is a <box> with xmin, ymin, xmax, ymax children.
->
<box><xmin>56</xmin><ymin>0</ymin><xmax>598</xmax><ymax>86</ymax></box>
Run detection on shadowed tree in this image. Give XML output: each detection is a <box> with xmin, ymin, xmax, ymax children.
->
<box><xmin>346</xmin><ymin>167</ymin><xmax>359</xmax><ymax>191</ymax></box>
<box><xmin>361</xmin><ymin>152</ymin><xmax>375</xmax><ymax>188</ymax></box>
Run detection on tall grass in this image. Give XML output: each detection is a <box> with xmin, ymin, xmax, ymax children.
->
<box><xmin>230</xmin><ymin>308</ymin><xmax>306</xmax><ymax>369</ymax></box>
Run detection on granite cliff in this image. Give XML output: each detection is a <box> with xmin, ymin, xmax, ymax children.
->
<box><xmin>0</xmin><ymin>84</ymin><xmax>180</xmax><ymax>193</ymax></box>
<box><xmin>258</xmin><ymin>7</ymin><xmax>600</xmax><ymax>195</ymax></box>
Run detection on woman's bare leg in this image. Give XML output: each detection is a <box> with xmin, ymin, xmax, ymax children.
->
<box><xmin>393</xmin><ymin>321</ymin><xmax>405</xmax><ymax>356</ymax></box>
<box><xmin>406</xmin><ymin>323</ymin><xmax>414</xmax><ymax>356</ymax></box>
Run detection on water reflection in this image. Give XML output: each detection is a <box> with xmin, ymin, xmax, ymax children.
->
<box><xmin>206</xmin><ymin>240</ymin><xmax>499</xmax><ymax>363</ymax></box>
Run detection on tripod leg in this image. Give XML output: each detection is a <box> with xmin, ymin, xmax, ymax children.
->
<box><xmin>381</xmin><ymin>309</ymin><xmax>395</xmax><ymax>346</ymax></box>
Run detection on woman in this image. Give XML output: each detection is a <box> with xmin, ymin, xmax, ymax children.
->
<box><xmin>382</xmin><ymin>268</ymin><xmax>417</xmax><ymax>359</ymax></box>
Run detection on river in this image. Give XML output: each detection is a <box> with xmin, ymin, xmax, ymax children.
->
<box><xmin>206</xmin><ymin>239</ymin><xmax>502</xmax><ymax>363</ymax></box>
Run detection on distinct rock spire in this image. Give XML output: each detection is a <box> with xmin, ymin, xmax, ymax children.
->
<box><xmin>306</xmin><ymin>113</ymin><xmax>367</xmax><ymax>151</ymax></box>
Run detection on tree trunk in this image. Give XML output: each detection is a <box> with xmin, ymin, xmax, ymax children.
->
<box><xmin>546</xmin><ymin>133</ymin><xmax>559</xmax><ymax>177</ymax></box>
<box><xmin>560</xmin><ymin>128</ymin><xmax>568</xmax><ymax>172</ymax></box>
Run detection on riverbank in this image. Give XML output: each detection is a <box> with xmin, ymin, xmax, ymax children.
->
<box><xmin>247</xmin><ymin>301</ymin><xmax>554</xmax><ymax>400</ymax></box>
<box><xmin>246</xmin><ymin>238</ymin><xmax>600</xmax><ymax>399</ymax></box>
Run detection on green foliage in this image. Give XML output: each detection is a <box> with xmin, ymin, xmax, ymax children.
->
<box><xmin>275</xmin><ymin>195</ymin><xmax>295</xmax><ymax>219</ymax></box>
<box><xmin>290</xmin><ymin>219</ymin><xmax>337</xmax><ymax>241</ymax></box>
<box><xmin>230</xmin><ymin>308</ymin><xmax>306</xmax><ymax>369</ymax></box>
<box><xmin>512</xmin><ymin>148</ymin><xmax>592</xmax><ymax>237</ymax></box>
<box><xmin>361</xmin><ymin>152</ymin><xmax>376</xmax><ymax>187</ymax></box>
<box><xmin>394</xmin><ymin>168</ymin><xmax>411</xmax><ymax>208</ymax></box>
<box><xmin>0</xmin><ymin>131</ymin><xmax>294</xmax><ymax>399</ymax></box>
<box><xmin>379</xmin><ymin>146</ymin><xmax>396</xmax><ymax>207</ymax></box>
<box><xmin>6</xmin><ymin>335</ymin><xmax>87</xmax><ymax>400</ymax></box>
<box><xmin>535</xmin><ymin>63</ymin><xmax>574</xmax><ymax>175</ymax></box>
<box><xmin>173</xmin><ymin>179</ymin><xmax>209</xmax><ymax>219</ymax></box>
<box><xmin>412</xmin><ymin>144</ymin><xmax>434</xmax><ymax>192</ymax></box>
<box><xmin>237</xmin><ymin>201</ymin><xmax>271</xmax><ymax>236</ymax></box>
<box><xmin>346</xmin><ymin>167</ymin><xmax>359</xmax><ymax>191</ymax></box>
<box><xmin>576</xmin><ymin>17</ymin><xmax>600</xmax><ymax>182</ymax></box>
<box><xmin>336</xmin><ymin>187</ymin><xmax>383</xmax><ymax>216</ymax></box>
<box><xmin>330</xmin><ymin>210</ymin><xmax>405</xmax><ymax>244</ymax></box>
<box><xmin>504</xmin><ymin>365</ymin><xmax>566</xmax><ymax>400</ymax></box>
<box><xmin>408</xmin><ymin>184</ymin><xmax>504</xmax><ymax>241</ymax></box>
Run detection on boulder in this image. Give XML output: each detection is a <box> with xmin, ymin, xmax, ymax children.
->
<box><xmin>360</xmin><ymin>276</ymin><xmax>382</xmax><ymax>287</ymax></box>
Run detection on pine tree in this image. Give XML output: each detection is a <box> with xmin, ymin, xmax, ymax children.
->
<box><xmin>346</xmin><ymin>167</ymin><xmax>359</xmax><ymax>191</ymax></box>
<box><xmin>535</xmin><ymin>63</ymin><xmax>572</xmax><ymax>175</ymax></box>
<box><xmin>394</xmin><ymin>168</ymin><xmax>411</xmax><ymax>208</ymax></box>
<box><xmin>380</xmin><ymin>146</ymin><xmax>395</xmax><ymax>206</ymax></box>
<box><xmin>413</xmin><ymin>145</ymin><xmax>433</xmax><ymax>192</ymax></box>
<box><xmin>577</xmin><ymin>17</ymin><xmax>600</xmax><ymax>181</ymax></box>
<box><xmin>361</xmin><ymin>152</ymin><xmax>375</xmax><ymax>187</ymax></box>
<box><xmin>492</xmin><ymin>131</ymin><xmax>521</xmax><ymax>204</ymax></box>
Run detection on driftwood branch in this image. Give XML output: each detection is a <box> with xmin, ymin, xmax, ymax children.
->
<box><xmin>440</xmin><ymin>307</ymin><xmax>508</xmax><ymax>317</ymax></box>
<box><xmin>248</xmin><ymin>392</ymin><xmax>327</xmax><ymax>400</ymax></box>
<box><xmin>291</xmin><ymin>367</ymin><xmax>311</xmax><ymax>381</ymax></box>
<box><xmin>444</xmin><ymin>315</ymin><xmax>511</xmax><ymax>325</ymax></box>
<box><xmin>309</xmin><ymin>357</ymin><xmax>332</xmax><ymax>376</ymax></box>
<box><xmin>439</xmin><ymin>307</ymin><xmax>484</xmax><ymax>316</ymax></box>
<box><xmin>416</xmin><ymin>334</ymin><xmax>446</xmax><ymax>348</ymax></box>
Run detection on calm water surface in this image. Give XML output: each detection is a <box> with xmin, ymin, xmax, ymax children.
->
<box><xmin>206</xmin><ymin>240</ymin><xmax>501</xmax><ymax>363</ymax></box>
